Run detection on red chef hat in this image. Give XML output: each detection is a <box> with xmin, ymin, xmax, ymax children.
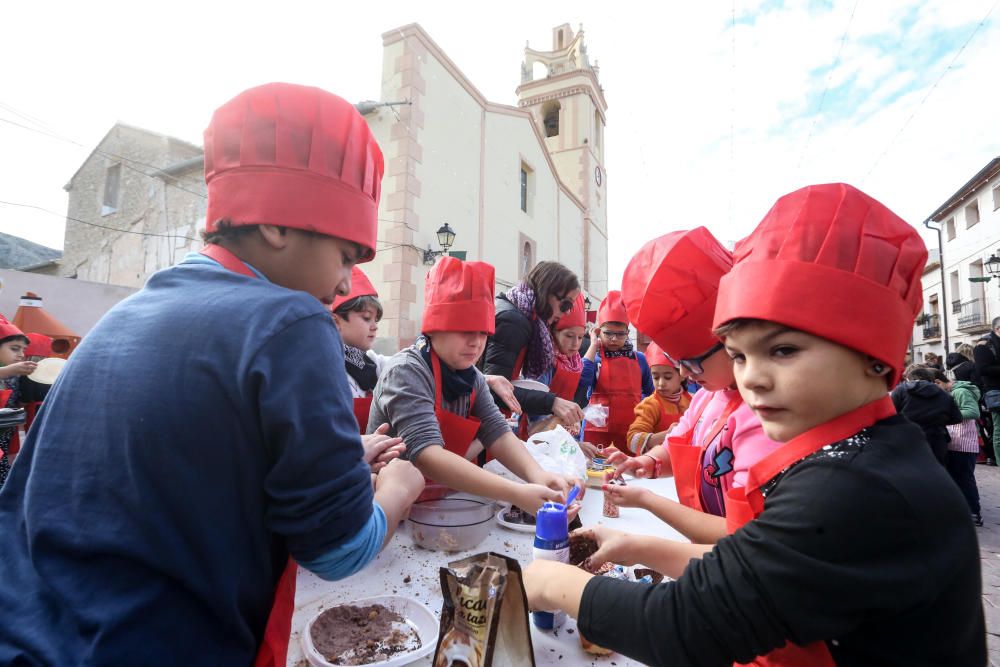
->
<box><xmin>25</xmin><ymin>333</ymin><xmax>53</xmax><ymax>358</ymax></box>
<box><xmin>622</xmin><ymin>227</ymin><xmax>733</xmax><ymax>360</ymax></box>
<box><xmin>556</xmin><ymin>293</ymin><xmax>587</xmax><ymax>330</ymax></box>
<box><xmin>0</xmin><ymin>316</ymin><xmax>27</xmax><ymax>345</ymax></box>
<box><xmin>597</xmin><ymin>291</ymin><xmax>629</xmax><ymax>327</ymax></box>
<box><xmin>330</xmin><ymin>266</ymin><xmax>379</xmax><ymax>312</ymax></box>
<box><xmin>422</xmin><ymin>257</ymin><xmax>496</xmax><ymax>334</ymax></box>
<box><xmin>643</xmin><ymin>341</ymin><xmax>674</xmax><ymax>368</ymax></box>
<box><xmin>713</xmin><ymin>183</ymin><xmax>926</xmax><ymax>386</ymax></box>
<box><xmin>204</xmin><ymin>83</ymin><xmax>383</xmax><ymax>261</ymax></box>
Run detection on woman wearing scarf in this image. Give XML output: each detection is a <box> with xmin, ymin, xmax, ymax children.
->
<box><xmin>524</xmin><ymin>294</ymin><xmax>592</xmax><ymax>439</ymax></box>
<box><xmin>369</xmin><ymin>256</ymin><xmax>577</xmax><ymax>512</ymax></box>
<box><xmin>483</xmin><ymin>261</ymin><xmax>586</xmax><ymax>433</ymax></box>
<box><xmin>581</xmin><ymin>291</ymin><xmax>654</xmax><ymax>451</ymax></box>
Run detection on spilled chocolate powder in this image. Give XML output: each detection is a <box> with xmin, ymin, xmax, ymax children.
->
<box><xmin>310</xmin><ymin>604</ymin><xmax>420</xmax><ymax>665</ymax></box>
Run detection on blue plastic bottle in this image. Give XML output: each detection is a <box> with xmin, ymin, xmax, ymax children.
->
<box><xmin>531</xmin><ymin>501</ymin><xmax>569</xmax><ymax>630</ymax></box>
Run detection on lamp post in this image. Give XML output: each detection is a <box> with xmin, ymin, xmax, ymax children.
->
<box><xmin>423</xmin><ymin>223</ymin><xmax>457</xmax><ymax>265</ymax></box>
<box><xmin>986</xmin><ymin>253</ymin><xmax>1000</xmax><ymax>278</ymax></box>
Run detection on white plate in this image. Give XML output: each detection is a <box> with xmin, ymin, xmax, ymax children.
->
<box><xmin>495</xmin><ymin>507</ymin><xmax>536</xmax><ymax>533</ymax></box>
<box><xmin>301</xmin><ymin>595</ymin><xmax>439</xmax><ymax>667</ymax></box>
<box><xmin>512</xmin><ymin>378</ymin><xmax>549</xmax><ymax>392</ymax></box>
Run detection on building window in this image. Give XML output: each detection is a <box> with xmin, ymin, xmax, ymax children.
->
<box><xmin>594</xmin><ymin>110</ymin><xmax>602</xmax><ymax>151</ymax></box>
<box><xmin>966</xmin><ymin>201</ymin><xmax>980</xmax><ymax>228</ymax></box>
<box><xmin>519</xmin><ymin>161</ymin><xmax>533</xmax><ymax>214</ymax></box>
<box><xmin>102</xmin><ymin>163</ymin><xmax>121</xmax><ymax>216</ymax></box>
<box><xmin>542</xmin><ymin>101</ymin><xmax>560</xmax><ymax>138</ymax></box>
<box><xmin>946</xmin><ymin>217</ymin><xmax>956</xmax><ymax>241</ymax></box>
<box><xmin>950</xmin><ymin>270</ymin><xmax>961</xmax><ymax>312</ymax></box>
<box><xmin>993</xmin><ymin>185</ymin><xmax>1000</xmax><ymax>211</ymax></box>
<box><xmin>518</xmin><ymin>234</ymin><xmax>537</xmax><ymax>280</ymax></box>
<box><xmin>558</xmin><ymin>30</ymin><xmax>564</xmax><ymax>49</ymax></box>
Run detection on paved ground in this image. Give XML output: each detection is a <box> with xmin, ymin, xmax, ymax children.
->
<box><xmin>975</xmin><ymin>464</ymin><xmax>1000</xmax><ymax>665</ymax></box>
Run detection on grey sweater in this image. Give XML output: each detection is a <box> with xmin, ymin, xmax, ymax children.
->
<box><xmin>367</xmin><ymin>346</ymin><xmax>511</xmax><ymax>461</ymax></box>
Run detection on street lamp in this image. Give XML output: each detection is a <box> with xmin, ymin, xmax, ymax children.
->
<box><xmin>986</xmin><ymin>253</ymin><xmax>1000</xmax><ymax>277</ymax></box>
<box><xmin>423</xmin><ymin>223</ymin><xmax>457</xmax><ymax>265</ymax></box>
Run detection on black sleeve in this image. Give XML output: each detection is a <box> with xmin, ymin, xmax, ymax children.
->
<box><xmin>974</xmin><ymin>345</ymin><xmax>1000</xmax><ymax>382</ymax></box>
<box><xmin>572</xmin><ymin>378</ymin><xmax>589</xmax><ymax>409</ymax></box>
<box><xmin>577</xmin><ymin>461</ymin><xmax>927</xmax><ymax>667</ymax></box>
<box><xmin>946</xmin><ymin>395</ymin><xmax>964</xmax><ymax>425</ymax></box>
<box><xmin>483</xmin><ymin>309</ymin><xmax>555</xmax><ymax>415</ymax></box>
<box><xmin>890</xmin><ymin>386</ymin><xmax>906</xmax><ymax>413</ymax></box>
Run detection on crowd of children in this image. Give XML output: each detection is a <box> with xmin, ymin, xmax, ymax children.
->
<box><xmin>0</xmin><ymin>81</ymin><xmax>987</xmax><ymax>666</ymax></box>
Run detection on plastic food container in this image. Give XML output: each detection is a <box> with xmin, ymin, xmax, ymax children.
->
<box><xmin>408</xmin><ymin>486</ymin><xmax>496</xmax><ymax>552</ymax></box>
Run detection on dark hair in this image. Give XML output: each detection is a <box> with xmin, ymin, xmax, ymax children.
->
<box><xmin>333</xmin><ymin>295</ymin><xmax>383</xmax><ymax>322</ymax></box>
<box><xmin>201</xmin><ymin>219</ymin><xmax>259</xmax><ymax>245</ymax></box>
<box><xmin>0</xmin><ymin>335</ymin><xmax>29</xmax><ymax>348</ymax></box>
<box><xmin>953</xmin><ymin>362</ymin><xmax>976</xmax><ymax>383</ymax></box>
<box><xmin>525</xmin><ymin>261</ymin><xmax>580</xmax><ymax>322</ymax></box>
<box><xmin>945</xmin><ymin>352</ymin><xmax>968</xmax><ymax>370</ymax></box>
<box><xmin>905</xmin><ymin>365</ymin><xmax>937</xmax><ymax>383</ymax></box>
<box><xmin>712</xmin><ymin>317</ymin><xmax>769</xmax><ymax>338</ymax></box>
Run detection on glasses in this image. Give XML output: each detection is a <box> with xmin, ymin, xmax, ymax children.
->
<box><xmin>667</xmin><ymin>342</ymin><xmax>725</xmax><ymax>375</ymax></box>
<box><xmin>601</xmin><ymin>330</ymin><xmax>628</xmax><ymax>341</ymax></box>
<box><xmin>555</xmin><ymin>293</ymin><xmax>574</xmax><ymax>313</ymax></box>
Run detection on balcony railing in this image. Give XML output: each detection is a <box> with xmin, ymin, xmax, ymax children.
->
<box><xmin>921</xmin><ymin>314</ymin><xmax>941</xmax><ymax>340</ymax></box>
<box><xmin>957</xmin><ymin>298</ymin><xmax>989</xmax><ymax>332</ymax></box>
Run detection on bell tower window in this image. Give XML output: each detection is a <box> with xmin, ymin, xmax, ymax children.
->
<box><xmin>542</xmin><ymin>100</ymin><xmax>561</xmax><ymax>138</ymax></box>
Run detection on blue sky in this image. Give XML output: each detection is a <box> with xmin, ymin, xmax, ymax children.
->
<box><xmin>0</xmin><ymin>0</ymin><xmax>997</xmax><ymax>290</ymax></box>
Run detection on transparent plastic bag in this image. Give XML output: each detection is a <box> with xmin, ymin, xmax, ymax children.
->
<box><xmin>524</xmin><ymin>425</ymin><xmax>588</xmax><ymax>481</ymax></box>
<box><xmin>583</xmin><ymin>404</ymin><xmax>609</xmax><ymax>428</ymax></box>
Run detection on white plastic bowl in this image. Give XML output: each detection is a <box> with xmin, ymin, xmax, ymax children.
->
<box><xmin>301</xmin><ymin>595</ymin><xmax>438</xmax><ymax>667</ymax></box>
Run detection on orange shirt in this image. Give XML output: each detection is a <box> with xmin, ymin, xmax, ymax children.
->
<box><xmin>626</xmin><ymin>391</ymin><xmax>692</xmax><ymax>455</ymax></box>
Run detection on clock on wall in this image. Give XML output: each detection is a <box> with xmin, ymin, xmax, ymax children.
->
<box><xmin>595</xmin><ymin>166</ymin><xmax>602</xmax><ymax>186</ymax></box>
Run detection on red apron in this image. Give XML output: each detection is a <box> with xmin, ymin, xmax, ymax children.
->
<box><xmin>666</xmin><ymin>396</ymin><xmax>741</xmax><ymax>514</ymax></box>
<box><xmin>353</xmin><ymin>396</ymin><xmax>373</xmax><ymax>435</ymax></box>
<box><xmin>587</xmin><ymin>354</ymin><xmax>642</xmax><ymax>448</ymax></box>
<box><xmin>429</xmin><ymin>350</ymin><xmax>482</xmax><ymax>460</ymax></box>
<box><xmin>724</xmin><ymin>396</ymin><xmax>896</xmax><ymax>667</ymax></box>
<box><xmin>548</xmin><ymin>364</ymin><xmax>582</xmax><ymax>402</ymax></box>
<box><xmin>199</xmin><ymin>244</ymin><xmax>297</xmax><ymax>667</ymax></box>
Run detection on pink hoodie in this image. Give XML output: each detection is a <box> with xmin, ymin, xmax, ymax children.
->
<box><xmin>661</xmin><ymin>387</ymin><xmax>780</xmax><ymax>515</ymax></box>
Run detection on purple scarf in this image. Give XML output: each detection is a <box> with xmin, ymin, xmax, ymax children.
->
<box><xmin>505</xmin><ymin>283</ymin><xmax>555</xmax><ymax>380</ymax></box>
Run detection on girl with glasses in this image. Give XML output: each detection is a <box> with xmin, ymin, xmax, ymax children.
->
<box><xmin>579</xmin><ymin>291</ymin><xmax>655</xmax><ymax>453</ymax></box>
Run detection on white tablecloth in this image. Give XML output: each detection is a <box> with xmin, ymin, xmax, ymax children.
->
<box><xmin>287</xmin><ymin>476</ymin><xmax>684</xmax><ymax>667</ymax></box>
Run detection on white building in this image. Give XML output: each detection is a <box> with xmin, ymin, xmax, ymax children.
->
<box><xmin>913</xmin><ymin>156</ymin><xmax>1000</xmax><ymax>359</ymax></box>
<box><xmin>50</xmin><ymin>22</ymin><xmax>610</xmax><ymax>353</ymax></box>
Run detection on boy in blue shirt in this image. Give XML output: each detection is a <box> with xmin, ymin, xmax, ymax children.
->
<box><xmin>0</xmin><ymin>83</ymin><xmax>424</xmax><ymax>667</ymax></box>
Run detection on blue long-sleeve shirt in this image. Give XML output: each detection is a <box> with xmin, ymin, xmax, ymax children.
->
<box><xmin>0</xmin><ymin>256</ymin><xmax>379</xmax><ymax>666</ymax></box>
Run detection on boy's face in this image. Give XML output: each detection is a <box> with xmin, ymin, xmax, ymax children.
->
<box><xmin>651</xmin><ymin>365</ymin><xmax>683</xmax><ymax>398</ymax></box>
<box><xmin>723</xmin><ymin>321</ymin><xmax>879</xmax><ymax>442</ymax></box>
<box><xmin>0</xmin><ymin>340</ymin><xmax>26</xmax><ymax>366</ymax></box>
<box><xmin>677</xmin><ymin>347</ymin><xmax>736</xmax><ymax>392</ymax></box>
<box><xmin>599</xmin><ymin>322</ymin><xmax>629</xmax><ymax>352</ymax></box>
<box><xmin>263</xmin><ymin>228</ymin><xmax>360</xmax><ymax>306</ymax></box>
<box><xmin>334</xmin><ymin>306</ymin><xmax>379</xmax><ymax>351</ymax></box>
<box><xmin>431</xmin><ymin>331</ymin><xmax>488</xmax><ymax>371</ymax></box>
<box><xmin>554</xmin><ymin>327</ymin><xmax>585</xmax><ymax>356</ymax></box>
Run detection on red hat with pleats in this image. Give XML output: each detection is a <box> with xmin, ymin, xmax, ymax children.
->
<box><xmin>330</xmin><ymin>267</ymin><xmax>379</xmax><ymax>312</ymax></box>
<box><xmin>713</xmin><ymin>183</ymin><xmax>926</xmax><ymax>385</ymax></box>
<box><xmin>597</xmin><ymin>291</ymin><xmax>629</xmax><ymax>327</ymax></box>
<box><xmin>622</xmin><ymin>227</ymin><xmax>733</xmax><ymax>360</ymax></box>
<box><xmin>25</xmin><ymin>333</ymin><xmax>53</xmax><ymax>358</ymax></box>
<box><xmin>422</xmin><ymin>257</ymin><xmax>496</xmax><ymax>334</ymax></box>
<box><xmin>204</xmin><ymin>82</ymin><xmax>383</xmax><ymax>261</ymax></box>
<box><xmin>0</xmin><ymin>316</ymin><xmax>26</xmax><ymax>343</ymax></box>
<box><xmin>556</xmin><ymin>294</ymin><xmax>587</xmax><ymax>330</ymax></box>
<box><xmin>643</xmin><ymin>341</ymin><xmax>674</xmax><ymax>368</ymax></box>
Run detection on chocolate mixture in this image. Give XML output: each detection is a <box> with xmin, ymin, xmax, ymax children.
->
<box><xmin>310</xmin><ymin>604</ymin><xmax>420</xmax><ymax>666</ymax></box>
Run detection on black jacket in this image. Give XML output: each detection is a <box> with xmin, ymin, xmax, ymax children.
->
<box><xmin>974</xmin><ymin>333</ymin><xmax>1000</xmax><ymax>393</ymax></box>
<box><xmin>578</xmin><ymin>416</ymin><xmax>985</xmax><ymax>666</ymax></box>
<box><xmin>482</xmin><ymin>295</ymin><xmax>557</xmax><ymax>415</ymax></box>
<box><xmin>890</xmin><ymin>380</ymin><xmax>962</xmax><ymax>459</ymax></box>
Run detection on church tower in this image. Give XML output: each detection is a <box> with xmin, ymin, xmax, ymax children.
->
<box><xmin>517</xmin><ymin>23</ymin><xmax>608</xmax><ymax>295</ymax></box>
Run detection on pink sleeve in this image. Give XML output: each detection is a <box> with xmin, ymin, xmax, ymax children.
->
<box><xmin>726</xmin><ymin>403</ymin><xmax>782</xmax><ymax>489</ymax></box>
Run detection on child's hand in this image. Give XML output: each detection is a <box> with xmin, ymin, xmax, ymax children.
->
<box><xmin>579</xmin><ymin>441</ymin><xmax>602</xmax><ymax>459</ymax></box>
<box><xmin>485</xmin><ymin>374</ymin><xmax>522</xmax><ymax>414</ymax></box>
<box><xmin>578</xmin><ymin>524</ymin><xmax>639</xmax><ymax>568</ymax></box>
<box><xmin>552</xmin><ymin>398</ymin><xmax>585</xmax><ymax>427</ymax></box>
<box><xmin>512</xmin><ymin>483</ymin><xmax>564</xmax><ymax>515</ymax></box>
<box><xmin>375</xmin><ymin>459</ymin><xmax>424</xmax><ymax>504</ymax></box>
<box><xmin>361</xmin><ymin>423</ymin><xmax>404</xmax><ymax>468</ymax></box>
<box><xmin>608</xmin><ymin>454</ymin><xmax>656</xmax><ymax>480</ymax></box>
<box><xmin>2</xmin><ymin>361</ymin><xmax>37</xmax><ymax>377</ymax></box>
<box><xmin>601</xmin><ymin>482</ymin><xmax>648</xmax><ymax>509</ymax></box>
